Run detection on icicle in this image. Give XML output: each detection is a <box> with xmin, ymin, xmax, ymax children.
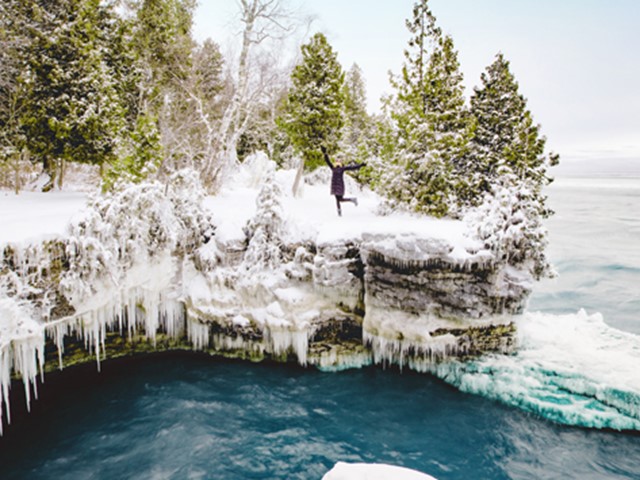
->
<box><xmin>187</xmin><ymin>317</ymin><xmax>210</xmax><ymax>350</ymax></box>
<box><xmin>0</xmin><ymin>346</ymin><xmax>12</xmax><ymax>434</ymax></box>
<box><xmin>267</xmin><ymin>328</ymin><xmax>309</xmax><ymax>366</ymax></box>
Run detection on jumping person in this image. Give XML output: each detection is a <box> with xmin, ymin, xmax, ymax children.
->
<box><xmin>321</xmin><ymin>145</ymin><xmax>365</xmax><ymax>216</ymax></box>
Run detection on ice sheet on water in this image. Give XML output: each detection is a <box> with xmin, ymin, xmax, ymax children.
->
<box><xmin>431</xmin><ymin>310</ymin><xmax>640</xmax><ymax>430</ymax></box>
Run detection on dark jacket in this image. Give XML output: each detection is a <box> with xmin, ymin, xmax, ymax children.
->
<box><xmin>323</xmin><ymin>151</ymin><xmax>364</xmax><ymax>196</ymax></box>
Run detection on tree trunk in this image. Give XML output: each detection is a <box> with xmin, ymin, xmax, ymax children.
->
<box><xmin>57</xmin><ymin>158</ymin><xmax>65</xmax><ymax>190</ymax></box>
<box><xmin>42</xmin><ymin>156</ymin><xmax>56</xmax><ymax>192</ymax></box>
<box><xmin>13</xmin><ymin>155</ymin><xmax>20</xmax><ymax>195</ymax></box>
<box><xmin>292</xmin><ymin>156</ymin><xmax>305</xmax><ymax>197</ymax></box>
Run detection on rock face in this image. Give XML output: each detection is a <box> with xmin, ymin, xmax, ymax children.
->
<box><xmin>183</xmin><ymin>229</ymin><xmax>525</xmax><ymax>372</ymax></box>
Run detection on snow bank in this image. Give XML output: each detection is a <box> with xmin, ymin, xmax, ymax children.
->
<box><xmin>322</xmin><ymin>462</ymin><xmax>437</xmax><ymax>480</ymax></box>
<box><xmin>208</xmin><ymin>157</ymin><xmax>480</xmax><ymax>259</ymax></box>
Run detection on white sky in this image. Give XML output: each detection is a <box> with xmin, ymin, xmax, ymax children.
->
<box><xmin>193</xmin><ymin>0</ymin><xmax>640</xmax><ymax>163</ymax></box>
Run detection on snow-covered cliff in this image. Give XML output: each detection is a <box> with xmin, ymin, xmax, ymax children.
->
<box><xmin>0</xmin><ymin>157</ymin><xmax>533</xmax><ymax>433</ymax></box>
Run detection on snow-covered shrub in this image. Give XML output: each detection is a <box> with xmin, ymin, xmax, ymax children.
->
<box><xmin>165</xmin><ymin>169</ymin><xmax>215</xmax><ymax>253</ymax></box>
<box><xmin>465</xmin><ymin>173</ymin><xmax>552</xmax><ymax>280</ymax></box>
<box><xmin>303</xmin><ymin>164</ymin><xmax>331</xmax><ymax>186</ymax></box>
<box><xmin>233</xmin><ymin>151</ymin><xmax>276</xmax><ymax>189</ymax></box>
<box><xmin>61</xmin><ymin>169</ymin><xmax>213</xmax><ymax>304</ymax></box>
<box><xmin>242</xmin><ymin>171</ymin><xmax>284</xmax><ymax>272</ymax></box>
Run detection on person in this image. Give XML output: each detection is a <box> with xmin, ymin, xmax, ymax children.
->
<box><xmin>321</xmin><ymin>145</ymin><xmax>365</xmax><ymax>216</ymax></box>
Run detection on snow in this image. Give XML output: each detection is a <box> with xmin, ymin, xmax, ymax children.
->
<box><xmin>0</xmin><ymin>191</ymin><xmax>87</xmax><ymax>246</ymax></box>
<box><xmin>323</xmin><ymin>462</ymin><xmax>437</xmax><ymax>480</ymax></box>
<box><xmin>204</xmin><ymin>162</ymin><xmax>477</xmax><ymax>258</ymax></box>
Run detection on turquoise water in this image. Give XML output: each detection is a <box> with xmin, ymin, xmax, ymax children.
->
<box><xmin>1</xmin><ymin>176</ymin><xmax>640</xmax><ymax>479</ymax></box>
<box><xmin>1</xmin><ymin>355</ymin><xmax>639</xmax><ymax>479</ymax></box>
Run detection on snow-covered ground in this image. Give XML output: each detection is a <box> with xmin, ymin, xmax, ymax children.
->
<box><xmin>1</xmin><ymin>160</ymin><xmax>471</xmax><ymax>255</ymax></box>
<box><xmin>207</xmin><ymin>161</ymin><xmax>472</xmax><ymax>254</ymax></box>
<box><xmin>0</xmin><ymin>190</ymin><xmax>88</xmax><ymax>246</ymax></box>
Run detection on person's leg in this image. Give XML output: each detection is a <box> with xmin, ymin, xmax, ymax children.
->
<box><xmin>335</xmin><ymin>195</ymin><xmax>342</xmax><ymax>216</ymax></box>
<box><xmin>342</xmin><ymin>197</ymin><xmax>358</xmax><ymax>206</ymax></box>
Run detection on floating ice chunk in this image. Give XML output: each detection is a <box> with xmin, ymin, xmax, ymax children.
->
<box><xmin>322</xmin><ymin>462</ymin><xmax>437</xmax><ymax>480</ymax></box>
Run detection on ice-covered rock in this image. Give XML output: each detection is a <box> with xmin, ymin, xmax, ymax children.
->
<box><xmin>0</xmin><ymin>166</ymin><xmax>534</xmax><ymax>433</ymax></box>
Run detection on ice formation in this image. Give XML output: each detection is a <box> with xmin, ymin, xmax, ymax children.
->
<box><xmin>3</xmin><ymin>157</ymin><xmax>637</xmax><ymax>433</ymax></box>
<box><xmin>430</xmin><ymin>310</ymin><xmax>640</xmax><ymax>430</ymax></box>
<box><xmin>0</xmin><ymin>294</ymin><xmax>44</xmax><ymax>434</ymax></box>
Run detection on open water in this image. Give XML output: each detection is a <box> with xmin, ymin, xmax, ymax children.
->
<box><xmin>1</xmin><ymin>176</ymin><xmax>639</xmax><ymax>479</ymax></box>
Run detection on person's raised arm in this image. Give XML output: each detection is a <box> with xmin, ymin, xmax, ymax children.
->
<box><xmin>320</xmin><ymin>145</ymin><xmax>334</xmax><ymax>169</ymax></box>
<box><xmin>345</xmin><ymin>162</ymin><xmax>366</xmax><ymax>171</ymax></box>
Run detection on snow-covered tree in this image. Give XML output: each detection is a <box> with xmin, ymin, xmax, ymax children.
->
<box><xmin>19</xmin><ymin>0</ymin><xmax>125</xmax><ymax>191</ymax></box>
<box><xmin>466</xmin><ymin>171</ymin><xmax>553</xmax><ymax>280</ymax></box>
<box><xmin>384</xmin><ymin>0</ymin><xmax>472</xmax><ymax>217</ymax></box>
<box><xmin>155</xmin><ymin>38</ymin><xmax>226</xmax><ymax>177</ymax></box>
<box><xmin>103</xmin><ymin>113</ymin><xmax>163</xmax><ymax>191</ymax></box>
<box><xmin>131</xmin><ymin>0</ymin><xmax>196</xmax><ymax>107</ymax></box>
<box><xmin>469</xmin><ymin>53</ymin><xmax>559</xmax><ymax>213</ymax></box>
<box><xmin>211</xmin><ymin>0</ymin><xmax>301</xmax><ymax>188</ymax></box>
<box><xmin>243</xmin><ymin>171</ymin><xmax>284</xmax><ymax>271</ymax></box>
<box><xmin>0</xmin><ymin>0</ymin><xmax>31</xmax><ymax>192</ymax></box>
<box><xmin>340</xmin><ymin>63</ymin><xmax>373</xmax><ymax>167</ymax></box>
<box><xmin>278</xmin><ymin>32</ymin><xmax>345</xmax><ymax>171</ymax></box>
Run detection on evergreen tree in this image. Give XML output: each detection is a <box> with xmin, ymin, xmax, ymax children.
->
<box><xmin>0</xmin><ymin>0</ymin><xmax>30</xmax><ymax>191</ymax></box>
<box><xmin>391</xmin><ymin>0</ymin><xmax>440</xmax><ymax>154</ymax></box>
<box><xmin>102</xmin><ymin>112</ymin><xmax>163</xmax><ymax>191</ymax></box>
<box><xmin>278</xmin><ymin>33</ymin><xmax>344</xmax><ymax>170</ymax></box>
<box><xmin>132</xmin><ymin>0</ymin><xmax>196</xmax><ymax>107</ymax></box>
<box><xmin>385</xmin><ymin>0</ymin><xmax>472</xmax><ymax>217</ymax></box>
<box><xmin>19</xmin><ymin>0</ymin><xmax>124</xmax><ymax>191</ymax></box>
<box><xmin>466</xmin><ymin>171</ymin><xmax>553</xmax><ymax>280</ymax></box>
<box><xmin>243</xmin><ymin>171</ymin><xmax>284</xmax><ymax>272</ymax></box>
<box><xmin>340</xmin><ymin>63</ymin><xmax>373</xmax><ymax>165</ymax></box>
<box><xmin>469</xmin><ymin>53</ymin><xmax>559</xmax><ymax>213</ymax></box>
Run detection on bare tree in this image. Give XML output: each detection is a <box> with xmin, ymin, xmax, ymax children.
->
<box><xmin>204</xmin><ymin>0</ymin><xmax>309</xmax><ymax>188</ymax></box>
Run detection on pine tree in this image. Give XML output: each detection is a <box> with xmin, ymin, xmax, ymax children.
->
<box><xmin>340</xmin><ymin>63</ymin><xmax>372</xmax><ymax>165</ymax></box>
<box><xmin>469</xmin><ymin>53</ymin><xmax>559</xmax><ymax>213</ymax></box>
<box><xmin>243</xmin><ymin>171</ymin><xmax>284</xmax><ymax>272</ymax></box>
<box><xmin>132</xmin><ymin>0</ymin><xmax>196</xmax><ymax>107</ymax></box>
<box><xmin>19</xmin><ymin>0</ymin><xmax>124</xmax><ymax>191</ymax></box>
<box><xmin>0</xmin><ymin>0</ymin><xmax>31</xmax><ymax>191</ymax></box>
<box><xmin>385</xmin><ymin>0</ymin><xmax>472</xmax><ymax>217</ymax></box>
<box><xmin>466</xmin><ymin>171</ymin><xmax>553</xmax><ymax>280</ymax></box>
<box><xmin>278</xmin><ymin>33</ymin><xmax>345</xmax><ymax>170</ymax></box>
